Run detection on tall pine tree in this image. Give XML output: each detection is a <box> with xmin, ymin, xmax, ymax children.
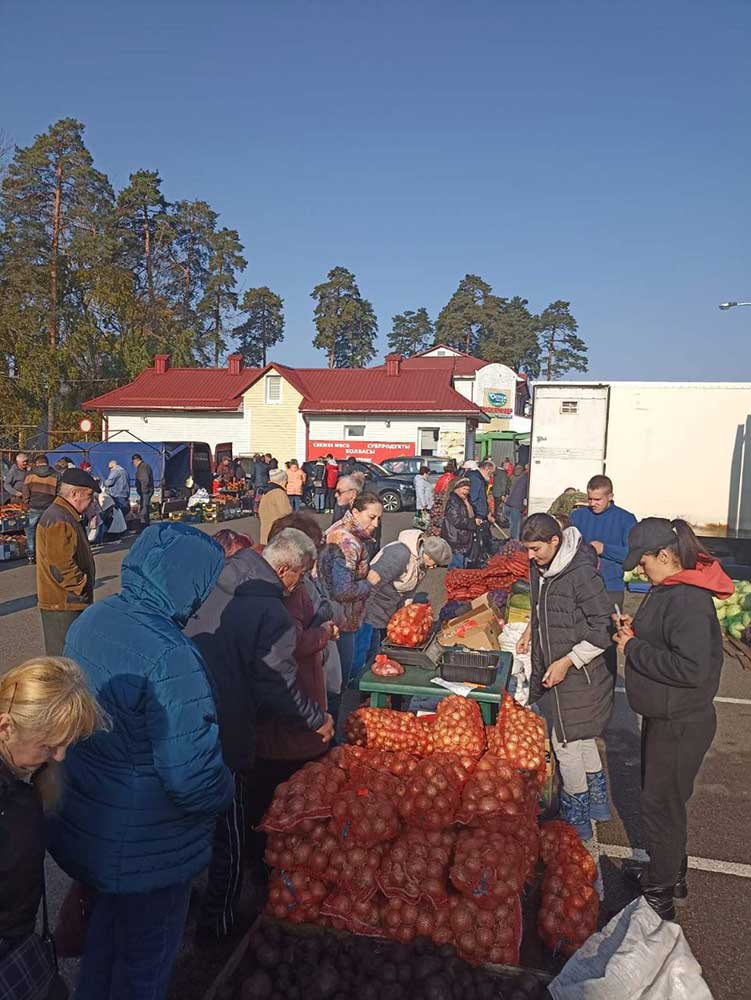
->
<box><xmin>0</xmin><ymin>118</ymin><xmax>114</xmax><ymax>437</ymax></box>
<box><xmin>435</xmin><ymin>274</ymin><xmax>495</xmax><ymax>354</ymax></box>
<box><xmin>311</xmin><ymin>266</ymin><xmax>378</xmax><ymax>368</ymax></box>
<box><xmin>197</xmin><ymin>227</ymin><xmax>246</xmax><ymax>365</ymax></box>
<box><xmin>388</xmin><ymin>307</ymin><xmax>433</xmax><ymax>356</ymax></box>
<box><xmin>537</xmin><ymin>300</ymin><xmax>587</xmax><ymax>379</ymax></box>
<box><xmin>478</xmin><ymin>295</ymin><xmax>542</xmax><ymax>376</ymax></box>
<box><xmin>234</xmin><ymin>286</ymin><xmax>285</xmax><ymax>366</ymax></box>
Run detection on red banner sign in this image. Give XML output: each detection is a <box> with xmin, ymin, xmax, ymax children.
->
<box><xmin>307</xmin><ymin>439</ymin><xmax>416</xmax><ymax>464</ymax></box>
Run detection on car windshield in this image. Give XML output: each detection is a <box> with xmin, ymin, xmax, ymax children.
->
<box><xmin>362</xmin><ymin>461</ymin><xmax>390</xmax><ymax>476</ymax></box>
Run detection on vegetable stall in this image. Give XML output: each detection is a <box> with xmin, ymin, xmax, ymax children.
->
<box><xmin>207</xmin><ymin>540</ymin><xmax>607</xmax><ymax>999</ymax></box>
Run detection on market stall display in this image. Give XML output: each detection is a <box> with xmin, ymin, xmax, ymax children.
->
<box><xmin>713</xmin><ymin>578</ymin><xmax>751</xmax><ymax>643</ymax></box>
<box><xmin>0</xmin><ymin>503</ymin><xmax>28</xmax><ymax>560</ymax></box>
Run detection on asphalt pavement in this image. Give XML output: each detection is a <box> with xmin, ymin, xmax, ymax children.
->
<box><xmin>1</xmin><ymin>512</ymin><xmax>750</xmax><ymax>999</ymax></box>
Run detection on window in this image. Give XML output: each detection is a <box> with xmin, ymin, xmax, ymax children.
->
<box><xmin>344</xmin><ymin>424</ymin><xmax>365</xmax><ymax>438</ymax></box>
<box><xmin>560</xmin><ymin>400</ymin><xmax>578</xmax><ymax>414</ymax></box>
<box><xmin>265</xmin><ymin>375</ymin><xmax>282</xmax><ymax>403</ymax></box>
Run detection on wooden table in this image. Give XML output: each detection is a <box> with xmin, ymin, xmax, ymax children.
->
<box><xmin>357</xmin><ymin>652</ymin><xmax>513</xmax><ymax>724</ymax></box>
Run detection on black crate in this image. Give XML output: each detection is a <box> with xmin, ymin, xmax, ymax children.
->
<box><xmin>438</xmin><ymin>649</ymin><xmax>501</xmax><ymax>685</ymax></box>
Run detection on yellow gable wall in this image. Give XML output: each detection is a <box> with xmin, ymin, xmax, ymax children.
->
<box><xmin>242</xmin><ymin>374</ymin><xmax>302</xmax><ymax>459</ymax></box>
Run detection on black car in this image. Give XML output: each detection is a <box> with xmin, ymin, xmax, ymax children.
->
<box><xmin>302</xmin><ymin>460</ymin><xmax>416</xmax><ymax>512</ymax></box>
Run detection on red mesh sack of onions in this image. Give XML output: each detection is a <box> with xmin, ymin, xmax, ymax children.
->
<box><xmin>377</xmin><ymin>827</ymin><xmax>456</xmax><ymax>907</ymax></box>
<box><xmin>449</xmin><ymin>828</ymin><xmax>526</xmax><ymax>908</ymax></box>
<box><xmin>380</xmin><ymin>895</ymin><xmax>449</xmax><ymax>945</ymax></box>
<box><xmin>386</xmin><ymin>602</ymin><xmax>433</xmax><ymax>646</ymax></box>
<box><xmin>457</xmin><ymin>754</ymin><xmax>537</xmax><ymax>829</ymax></box>
<box><xmin>258</xmin><ymin>761</ymin><xmax>348</xmax><ymax>833</ymax></box>
<box><xmin>321</xmin><ymin>889</ymin><xmax>385</xmax><ymax>937</ymax></box>
<box><xmin>265</xmin><ymin>869</ymin><xmax>330</xmax><ymax>924</ymax></box>
<box><xmin>538</xmin><ymin>875</ymin><xmax>599</xmax><ymax>957</ymax></box>
<box><xmin>345</xmin><ymin>707</ymin><xmax>424</xmax><ymax>753</ymax></box>
<box><xmin>416</xmin><ymin>715</ymin><xmax>436</xmax><ymax>755</ymax></box>
<box><xmin>447</xmin><ymin>892</ymin><xmax>522</xmax><ymax>967</ymax></box>
<box><xmin>507</xmin><ymin>816</ymin><xmax>541</xmax><ymax>883</ymax></box>
<box><xmin>397</xmin><ymin>755</ymin><xmax>463</xmax><ymax>831</ymax></box>
<box><xmin>427</xmin><ymin>750</ymin><xmax>478</xmax><ymax>787</ymax></box>
<box><xmin>330</xmin><ymin>745</ymin><xmax>420</xmax><ymax>778</ymax></box>
<box><xmin>500</xmin><ymin>696</ymin><xmax>547</xmax><ymax>775</ymax></box>
<box><xmin>264</xmin><ymin>820</ymin><xmax>329</xmax><ymax>872</ymax></box>
<box><xmin>432</xmin><ymin>696</ymin><xmax>486</xmax><ymax>757</ymax></box>
<box><xmin>330</xmin><ymin>785</ymin><xmax>400</xmax><ymax>847</ymax></box>
<box><xmin>485</xmin><ymin>724</ymin><xmax>502</xmax><ymax>755</ymax></box>
<box><xmin>540</xmin><ymin>820</ymin><xmax>589</xmax><ymax>865</ymax></box>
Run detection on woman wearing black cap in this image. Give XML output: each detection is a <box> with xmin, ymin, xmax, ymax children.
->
<box><xmin>614</xmin><ymin>517</ymin><xmax>733</xmax><ymax>920</ymax></box>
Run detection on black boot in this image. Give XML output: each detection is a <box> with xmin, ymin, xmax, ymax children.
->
<box><xmin>642</xmin><ymin>883</ymin><xmax>676</xmax><ymax>921</ymax></box>
<box><xmin>622</xmin><ymin>858</ymin><xmax>688</xmax><ymax>902</ymax></box>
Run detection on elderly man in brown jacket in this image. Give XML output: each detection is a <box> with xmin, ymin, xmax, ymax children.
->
<box><xmin>36</xmin><ymin>467</ymin><xmax>99</xmax><ymax>655</ymax></box>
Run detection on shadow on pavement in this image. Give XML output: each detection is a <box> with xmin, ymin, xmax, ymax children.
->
<box><xmin>0</xmin><ymin>575</ymin><xmax>119</xmax><ymax>617</ymax></box>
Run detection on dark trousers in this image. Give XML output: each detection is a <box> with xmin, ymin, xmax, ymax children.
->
<box><xmin>40</xmin><ymin>610</ymin><xmax>82</xmax><ymax>656</ymax></box>
<box><xmin>640</xmin><ymin>711</ymin><xmax>716</xmax><ymax>886</ymax></box>
<box><xmin>325</xmin><ymin>487</ymin><xmax>336</xmax><ymax>510</ymax></box>
<box><xmin>76</xmin><ymin>881</ymin><xmax>191</xmax><ymax>1000</ymax></box>
<box><xmin>199</xmin><ymin>771</ymin><xmax>247</xmax><ymax>937</ymax></box>
<box><xmin>605</xmin><ymin>589</ymin><xmax>624</xmax><ymax>684</ymax></box>
<box><xmin>138</xmin><ymin>490</ymin><xmax>153</xmax><ymax>528</ymax></box>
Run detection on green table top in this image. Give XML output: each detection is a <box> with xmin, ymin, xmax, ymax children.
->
<box><xmin>357</xmin><ymin>650</ymin><xmax>513</xmax><ymax>703</ymax></box>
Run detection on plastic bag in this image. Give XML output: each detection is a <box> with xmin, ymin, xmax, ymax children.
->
<box><xmin>549</xmin><ymin>896</ymin><xmax>714</xmax><ymax>1000</ymax></box>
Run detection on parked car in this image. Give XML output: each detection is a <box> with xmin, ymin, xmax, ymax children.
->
<box><xmin>302</xmin><ymin>460</ymin><xmax>416</xmax><ymax>512</ymax></box>
<box><xmin>381</xmin><ymin>456</ymin><xmax>452</xmax><ymax>481</ymax></box>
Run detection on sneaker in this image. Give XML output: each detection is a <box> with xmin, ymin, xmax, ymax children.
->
<box><xmin>586</xmin><ymin>769</ymin><xmax>612</xmax><ymax>822</ymax></box>
<box><xmin>558</xmin><ymin>789</ymin><xmax>593</xmax><ymax>841</ymax></box>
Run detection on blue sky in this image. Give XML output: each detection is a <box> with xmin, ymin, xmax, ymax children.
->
<box><xmin>3</xmin><ymin>0</ymin><xmax>750</xmax><ymax>378</ymax></box>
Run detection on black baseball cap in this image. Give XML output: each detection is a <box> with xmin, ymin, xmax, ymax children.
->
<box><xmin>60</xmin><ymin>468</ymin><xmax>101</xmax><ymax>493</ymax></box>
<box><xmin>623</xmin><ymin>517</ymin><xmax>675</xmax><ymax>571</ymax></box>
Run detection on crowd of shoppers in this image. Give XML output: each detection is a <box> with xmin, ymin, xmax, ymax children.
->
<box><xmin>0</xmin><ymin>440</ymin><xmax>737</xmax><ymax>1000</ymax></box>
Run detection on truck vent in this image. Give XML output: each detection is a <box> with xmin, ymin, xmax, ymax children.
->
<box><xmin>560</xmin><ymin>400</ymin><xmax>579</xmax><ymax>414</ymax></box>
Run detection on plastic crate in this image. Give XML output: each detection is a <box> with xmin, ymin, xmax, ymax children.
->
<box><xmin>438</xmin><ymin>649</ymin><xmax>500</xmax><ymax>685</ymax></box>
<box><xmin>627</xmin><ymin>581</ymin><xmax>651</xmax><ymax>593</ymax></box>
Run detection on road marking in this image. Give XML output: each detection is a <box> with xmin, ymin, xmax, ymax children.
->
<box><xmin>615</xmin><ymin>687</ymin><xmax>751</xmax><ymax>707</ymax></box>
<box><xmin>599</xmin><ymin>842</ymin><xmax>751</xmax><ymax>879</ymax></box>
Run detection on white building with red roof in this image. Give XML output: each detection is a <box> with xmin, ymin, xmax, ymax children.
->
<box><xmin>83</xmin><ymin>345</ymin><xmax>529</xmax><ymax>463</ymax></box>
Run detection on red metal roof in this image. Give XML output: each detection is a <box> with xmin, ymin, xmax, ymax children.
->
<box><xmin>84</xmin><ymin>358</ymin><xmax>488</xmax><ymax>419</ymax></box>
<box><xmin>84</xmin><ymin>364</ymin><xmax>262</xmax><ymax>411</ymax></box>
<box><xmin>276</xmin><ymin>366</ymin><xmax>487</xmax><ymax>417</ymax></box>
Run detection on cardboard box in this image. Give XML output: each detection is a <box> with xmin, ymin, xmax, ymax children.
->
<box><xmin>437</xmin><ymin>606</ymin><xmax>502</xmax><ymax>651</ymax></box>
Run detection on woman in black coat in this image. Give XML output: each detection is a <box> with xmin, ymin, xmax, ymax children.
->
<box><xmin>614</xmin><ymin>518</ymin><xmax>733</xmax><ymax>920</ymax></box>
<box><xmin>0</xmin><ymin>657</ymin><xmax>104</xmax><ymax>999</ymax></box>
<box><xmin>517</xmin><ymin>514</ymin><xmax>614</xmax><ymax>841</ymax></box>
<box><xmin>440</xmin><ymin>478</ymin><xmax>476</xmax><ymax>568</ymax></box>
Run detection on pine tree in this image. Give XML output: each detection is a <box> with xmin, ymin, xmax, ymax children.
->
<box><xmin>115</xmin><ymin>170</ymin><xmax>169</xmax><ymax>330</ymax></box>
<box><xmin>538</xmin><ymin>300</ymin><xmax>587</xmax><ymax>379</ymax></box>
<box><xmin>387</xmin><ymin>307</ymin><xmax>433</xmax><ymax>356</ymax></box>
<box><xmin>234</xmin><ymin>286</ymin><xmax>285</xmax><ymax>366</ymax></box>
<box><xmin>478</xmin><ymin>296</ymin><xmax>542</xmax><ymax>376</ymax></box>
<box><xmin>435</xmin><ymin>275</ymin><xmax>496</xmax><ymax>354</ymax></box>
<box><xmin>311</xmin><ymin>266</ymin><xmax>378</xmax><ymax>368</ymax></box>
<box><xmin>197</xmin><ymin>227</ymin><xmax>246</xmax><ymax>365</ymax></box>
<box><xmin>162</xmin><ymin>199</ymin><xmax>217</xmax><ymax>333</ymax></box>
<box><xmin>0</xmin><ymin>118</ymin><xmax>114</xmax><ymax>437</ymax></box>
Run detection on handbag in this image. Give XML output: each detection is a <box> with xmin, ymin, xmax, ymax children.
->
<box><xmin>53</xmin><ymin>881</ymin><xmax>95</xmax><ymax>958</ymax></box>
<box><xmin>0</xmin><ymin>870</ymin><xmax>69</xmax><ymax>1000</ymax></box>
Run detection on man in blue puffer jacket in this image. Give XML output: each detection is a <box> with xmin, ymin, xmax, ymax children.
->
<box><xmin>48</xmin><ymin>522</ymin><xmax>234</xmax><ymax>1000</ymax></box>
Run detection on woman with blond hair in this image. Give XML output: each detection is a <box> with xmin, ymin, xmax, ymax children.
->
<box><xmin>0</xmin><ymin>656</ymin><xmax>105</xmax><ymax>999</ymax></box>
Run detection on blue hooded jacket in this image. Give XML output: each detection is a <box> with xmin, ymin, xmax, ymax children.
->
<box><xmin>48</xmin><ymin>523</ymin><xmax>234</xmax><ymax>894</ymax></box>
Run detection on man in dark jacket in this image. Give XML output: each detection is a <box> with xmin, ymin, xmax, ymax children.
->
<box><xmin>504</xmin><ymin>466</ymin><xmax>528</xmax><ymax>540</ymax></box>
<box><xmin>48</xmin><ymin>523</ymin><xmax>234</xmax><ymax>1000</ymax></box>
<box><xmin>21</xmin><ymin>454</ymin><xmax>58</xmax><ymax>563</ymax></box>
<box><xmin>252</xmin><ymin>454</ymin><xmax>270</xmax><ymax>490</ymax></box>
<box><xmin>185</xmin><ymin>527</ymin><xmax>334</xmax><ymax>944</ymax></box>
<box><xmin>131</xmin><ymin>453</ymin><xmax>154</xmax><ymax>529</ymax></box>
<box><xmin>35</xmin><ymin>468</ymin><xmax>98</xmax><ymax>655</ymax></box>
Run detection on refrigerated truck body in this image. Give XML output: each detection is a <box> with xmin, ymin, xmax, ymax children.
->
<box><xmin>528</xmin><ymin>381</ymin><xmax>751</xmax><ymax>536</ymax></box>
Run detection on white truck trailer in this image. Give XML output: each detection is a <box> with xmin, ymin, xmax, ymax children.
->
<box><xmin>528</xmin><ymin>381</ymin><xmax>751</xmax><ymax>535</ymax></box>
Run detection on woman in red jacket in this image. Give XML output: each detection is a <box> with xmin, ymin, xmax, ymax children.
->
<box><xmin>324</xmin><ymin>456</ymin><xmax>339</xmax><ymax>512</ymax></box>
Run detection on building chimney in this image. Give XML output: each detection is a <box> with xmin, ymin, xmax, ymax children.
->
<box><xmin>227</xmin><ymin>353</ymin><xmax>243</xmax><ymax>376</ymax></box>
<box><xmin>385</xmin><ymin>353</ymin><xmax>402</xmax><ymax>377</ymax></box>
<box><xmin>154</xmin><ymin>354</ymin><xmax>171</xmax><ymax>375</ymax></box>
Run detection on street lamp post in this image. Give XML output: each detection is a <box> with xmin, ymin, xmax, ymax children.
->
<box><xmin>719</xmin><ymin>301</ymin><xmax>751</xmax><ymax>310</ymax></box>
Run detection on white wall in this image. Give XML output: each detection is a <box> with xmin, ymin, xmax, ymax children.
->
<box><xmin>604</xmin><ymin>383</ymin><xmax>751</xmax><ymax>531</ymax></box>
<box><xmin>105</xmin><ymin>409</ymin><xmax>249</xmax><ymax>455</ymax></box>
